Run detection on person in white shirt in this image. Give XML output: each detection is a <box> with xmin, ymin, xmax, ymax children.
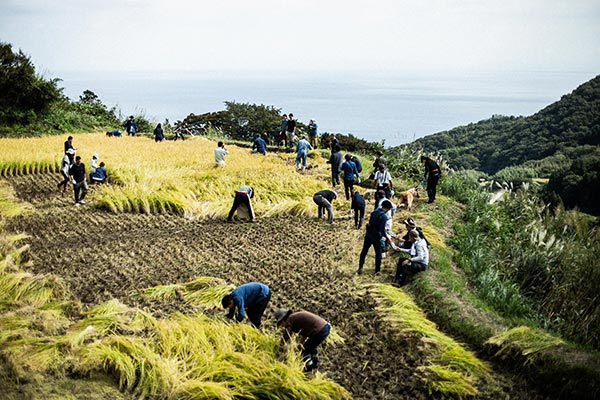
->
<box><xmin>214</xmin><ymin>141</ymin><xmax>229</xmax><ymax>167</ymax></box>
<box><xmin>393</xmin><ymin>229</ymin><xmax>429</xmax><ymax>286</ymax></box>
<box><xmin>373</xmin><ymin>164</ymin><xmax>393</xmax><ymax>199</ymax></box>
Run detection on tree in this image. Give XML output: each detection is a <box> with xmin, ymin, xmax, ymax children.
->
<box><xmin>0</xmin><ymin>41</ymin><xmax>63</xmax><ymax>124</ymax></box>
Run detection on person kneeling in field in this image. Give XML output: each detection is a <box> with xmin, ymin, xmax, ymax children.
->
<box><xmin>392</xmin><ymin>229</ymin><xmax>429</xmax><ymax>286</ymax></box>
<box><xmin>90</xmin><ymin>162</ymin><xmax>108</xmax><ymax>184</ymax></box>
<box><xmin>227</xmin><ymin>185</ymin><xmax>255</xmax><ymax>222</ymax></box>
<box><xmin>275</xmin><ymin>308</ymin><xmax>331</xmax><ymax>372</ymax></box>
<box><xmin>222</xmin><ymin>282</ymin><xmax>271</xmax><ymax>328</ymax></box>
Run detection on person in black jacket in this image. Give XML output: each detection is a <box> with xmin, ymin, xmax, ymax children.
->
<box><xmin>358</xmin><ymin>200</ymin><xmax>392</xmax><ymax>274</ymax></box>
<box><xmin>313</xmin><ymin>189</ymin><xmax>337</xmax><ymax>224</ymax></box>
<box><xmin>421</xmin><ymin>155</ymin><xmax>441</xmax><ymax>203</ymax></box>
<box><xmin>153</xmin><ymin>123</ymin><xmax>164</xmax><ymax>142</ymax></box>
<box><xmin>351</xmin><ymin>191</ymin><xmax>366</xmax><ymax>229</ymax></box>
<box><xmin>68</xmin><ymin>156</ymin><xmax>88</xmax><ymax>205</ymax></box>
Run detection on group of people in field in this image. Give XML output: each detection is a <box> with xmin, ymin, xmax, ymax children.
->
<box><xmin>57</xmin><ymin>136</ymin><xmax>108</xmax><ymax>205</ymax></box>
<box><xmin>61</xmin><ymin>115</ymin><xmax>441</xmax><ymax>373</ymax></box>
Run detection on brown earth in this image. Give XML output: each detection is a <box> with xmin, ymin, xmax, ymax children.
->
<box><xmin>4</xmin><ymin>173</ymin><xmax>542</xmax><ymax>399</ymax></box>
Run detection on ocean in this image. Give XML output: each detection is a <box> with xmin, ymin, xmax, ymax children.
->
<box><xmin>54</xmin><ymin>69</ymin><xmax>596</xmax><ymax>147</ymax></box>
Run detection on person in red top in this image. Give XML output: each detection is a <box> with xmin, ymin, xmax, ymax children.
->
<box><xmin>275</xmin><ymin>308</ymin><xmax>331</xmax><ymax>372</ymax></box>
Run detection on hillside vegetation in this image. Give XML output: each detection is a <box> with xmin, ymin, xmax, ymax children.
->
<box><xmin>413</xmin><ymin>75</ymin><xmax>600</xmax><ymax>214</ymax></box>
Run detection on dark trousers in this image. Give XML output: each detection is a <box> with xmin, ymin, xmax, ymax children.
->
<box><xmin>303</xmin><ymin>323</ymin><xmax>331</xmax><ymax>357</ymax></box>
<box><xmin>343</xmin><ymin>179</ymin><xmax>355</xmax><ymax>200</ymax></box>
<box><xmin>73</xmin><ymin>180</ymin><xmax>88</xmax><ymax>203</ymax></box>
<box><xmin>246</xmin><ymin>290</ymin><xmax>271</xmax><ymax>328</ymax></box>
<box><xmin>332</xmin><ymin>170</ymin><xmax>340</xmax><ymax>187</ymax></box>
<box><xmin>358</xmin><ymin>235</ymin><xmax>383</xmax><ymax>273</ymax></box>
<box><xmin>313</xmin><ymin>194</ymin><xmax>333</xmax><ymax>223</ymax></box>
<box><xmin>58</xmin><ymin>171</ymin><xmax>69</xmax><ymax>191</ymax></box>
<box><xmin>395</xmin><ymin>258</ymin><xmax>427</xmax><ymax>284</ymax></box>
<box><xmin>427</xmin><ymin>174</ymin><xmax>440</xmax><ymax>203</ymax></box>
<box><xmin>227</xmin><ymin>193</ymin><xmax>253</xmax><ymax>221</ymax></box>
<box><xmin>353</xmin><ymin>206</ymin><xmax>365</xmax><ymax>228</ymax></box>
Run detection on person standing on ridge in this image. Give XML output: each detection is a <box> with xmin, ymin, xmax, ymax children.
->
<box><xmin>153</xmin><ymin>123</ymin><xmax>164</xmax><ymax>142</ymax></box>
<box><xmin>124</xmin><ymin>116</ymin><xmax>137</xmax><ymax>136</ymax></box>
<box><xmin>279</xmin><ymin>114</ymin><xmax>288</xmax><ymax>146</ymax></box>
<box><xmin>421</xmin><ymin>155</ymin><xmax>441</xmax><ymax>203</ymax></box>
<box><xmin>275</xmin><ymin>308</ymin><xmax>331</xmax><ymax>372</ymax></box>
<box><xmin>308</xmin><ymin>119</ymin><xmax>318</xmax><ymax>149</ymax></box>
<box><xmin>57</xmin><ymin>148</ymin><xmax>75</xmax><ymax>193</ymax></box>
<box><xmin>313</xmin><ymin>189</ymin><xmax>337</xmax><ymax>224</ymax></box>
<box><xmin>327</xmin><ymin>144</ymin><xmax>343</xmax><ymax>188</ymax></box>
<box><xmin>222</xmin><ymin>282</ymin><xmax>271</xmax><ymax>328</ymax></box>
<box><xmin>340</xmin><ymin>154</ymin><xmax>360</xmax><ymax>200</ymax></box>
<box><xmin>286</xmin><ymin>113</ymin><xmax>297</xmax><ymax>148</ymax></box>
<box><xmin>358</xmin><ymin>199</ymin><xmax>392</xmax><ymax>274</ymax></box>
<box><xmin>64</xmin><ymin>136</ymin><xmax>76</xmax><ymax>164</ymax></box>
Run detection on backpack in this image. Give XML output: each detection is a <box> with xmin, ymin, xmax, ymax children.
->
<box><xmin>352</xmin><ymin>156</ymin><xmax>363</xmax><ymax>173</ymax></box>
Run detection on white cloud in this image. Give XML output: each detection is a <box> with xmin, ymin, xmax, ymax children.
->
<box><xmin>1</xmin><ymin>0</ymin><xmax>598</xmax><ymax>73</ymax></box>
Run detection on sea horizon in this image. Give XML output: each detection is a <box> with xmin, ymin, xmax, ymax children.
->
<box><xmin>52</xmin><ymin>69</ymin><xmax>597</xmax><ymax>147</ymax></box>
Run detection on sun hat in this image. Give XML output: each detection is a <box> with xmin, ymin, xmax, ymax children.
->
<box><xmin>275</xmin><ymin>309</ymin><xmax>291</xmax><ymax>325</ymax></box>
<box><xmin>403</xmin><ymin>218</ymin><xmax>416</xmax><ymax>228</ymax></box>
<box><xmin>409</xmin><ymin>229</ymin><xmax>420</xmax><ymax>239</ymax></box>
<box><xmin>92</xmin><ymin>153</ymin><xmax>99</xmax><ymax>159</ymax></box>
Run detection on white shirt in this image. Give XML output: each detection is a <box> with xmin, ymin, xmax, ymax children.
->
<box><xmin>214</xmin><ymin>147</ymin><xmax>229</xmax><ymax>164</ymax></box>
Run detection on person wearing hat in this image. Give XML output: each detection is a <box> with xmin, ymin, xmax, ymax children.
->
<box><xmin>358</xmin><ymin>199</ymin><xmax>393</xmax><ymax>274</ymax></box>
<box><xmin>295</xmin><ymin>135</ymin><xmax>313</xmax><ymax>170</ymax></box>
<box><xmin>90</xmin><ymin>153</ymin><xmax>99</xmax><ymax>174</ymax></box>
<box><xmin>393</xmin><ymin>229</ymin><xmax>429</xmax><ymax>286</ymax></box>
<box><xmin>371</xmin><ymin>150</ymin><xmax>387</xmax><ymax>178</ymax></box>
<box><xmin>308</xmin><ymin>119</ymin><xmax>318</xmax><ymax>149</ymax></box>
<box><xmin>222</xmin><ymin>282</ymin><xmax>271</xmax><ymax>328</ymax></box>
<box><xmin>227</xmin><ymin>185</ymin><xmax>255</xmax><ymax>222</ymax></box>
<box><xmin>421</xmin><ymin>155</ymin><xmax>441</xmax><ymax>203</ymax></box>
<box><xmin>373</xmin><ymin>164</ymin><xmax>393</xmax><ymax>199</ymax></box>
<box><xmin>124</xmin><ymin>116</ymin><xmax>137</xmax><ymax>136</ymax></box>
<box><xmin>313</xmin><ymin>189</ymin><xmax>337</xmax><ymax>224</ymax></box>
<box><xmin>397</xmin><ymin>218</ymin><xmax>429</xmax><ymax>252</ymax></box>
<box><xmin>275</xmin><ymin>308</ymin><xmax>330</xmax><ymax>372</ymax></box>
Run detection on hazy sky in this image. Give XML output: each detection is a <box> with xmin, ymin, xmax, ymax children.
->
<box><xmin>1</xmin><ymin>0</ymin><xmax>599</xmax><ymax>74</ymax></box>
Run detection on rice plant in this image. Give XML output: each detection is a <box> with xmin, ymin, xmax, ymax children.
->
<box><xmin>486</xmin><ymin>326</ymin><xmax>565</xmax><ymax>360</ymax></box>
<box><xmin>369</xmin><ymin>283</ymin><xmax>490</xmax><ymax>398</ymax></box>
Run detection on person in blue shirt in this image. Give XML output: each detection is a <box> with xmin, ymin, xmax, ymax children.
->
<box><xmin>358</xmin><ymin>200</ymin><xmax>392</xmax><ymax>274</ymax></box>
<box><xmin>340</xmin><ymin>154</ymin><xmax>360</xmax><ymax>200</ymax></box>
<box><xmin>252</xmin><ymin>134</ymin><xmax>267</xmax><ymax>155</ymax></box>
<box><xmin>295</xmin><ymin>135</ymin><xmax>313</xmax><ymax>170</ymax></box>
<box><xmin>90</xmin><ymin>162</ymin><xmax>107</xmax><ymax>184</ymax></box>
<box><xmin>221</xmin><ymin>282</ymin><xmax>271</xmax><ymax>328</ymax></box>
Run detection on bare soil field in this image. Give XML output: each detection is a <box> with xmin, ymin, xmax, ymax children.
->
<box><xmin>4</xmin><ymin>173</ymin><xmax>541</xmax><ymax>399</ymax></box>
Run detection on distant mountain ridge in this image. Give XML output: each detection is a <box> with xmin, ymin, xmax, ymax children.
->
<box><xmin>413</xmin><ymin>74</ymin><xmax>600</xmax><ymax>175</ymax></box>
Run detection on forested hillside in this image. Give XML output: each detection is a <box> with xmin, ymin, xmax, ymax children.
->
<box><xmin>415</xmin><ymin>74</ymin><xmax>599</xmax><ymax>174</ymax></box>
<box><xmin>414</xmin><ymin>74</ymin><xmax>600</xmax><ymax>214</ymax></box>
